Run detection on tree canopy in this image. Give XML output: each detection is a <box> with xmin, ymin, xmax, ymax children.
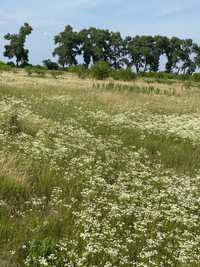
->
<box><xmin>3</xmin><ymin>23</ymin><xmax>200</xmax><ymax>74</ymax></box>
<box><xmin>4</xmin><ymin>23</ymin><xmax>33</xmax><ymax>67</ymax></box>
<box><xmin>52</xmin><ymin>25</ymin><xmax>199</xmax><ymax>74</ymax></box>
<box><xmin>53</xmin><ymin>25</ymin><xmax>80</xmax><ymax>68</ymax></box>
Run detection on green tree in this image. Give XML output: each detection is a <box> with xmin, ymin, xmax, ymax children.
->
<box><xmin>145</xmin><ymin>36</ymin><xmax>161</xmax><ymax>72</ymax></box>
<box><xmin>179</xmin><ymin>39</ymin><xmax>196</xmax><ymax>74</ymax></box>
<box><xmin>194</xmin><ymin>44</ymin><xmax>200</xmax><ymax>71</ymax></box>
<box><xmin>124</xmin><ymin>36</ymin><xmax>161</xmax><ymax>73</ymax></box>
<box><xmin>53</xmin><ymin>25</ymin><xmax>80</xmax><ymax>68</ymax></box>
<box><xmin>52</xmin><ymin>25</ymin><xmax>199</xmax><ymax>74</ymax></box>
<box><xmin>79</xmin><ymin>28</ymin><xmax>124</xmax><ymax>69</ymax></box>
<box><xmin>124</xmin><ymin>36</ymin><xmax>144</xmax><ymax>73</ymax></box>
<box><xmin>79</xmin><ymin>28</ymin><xmax>110</xmax><ymax>67</ymax></box>
<box><xmin>163</xmin><ymin>37</ymin><xmax>182</xmax><ymax>73</ymax></box>
<box><xmin>4</xmin><ymin>23</ymin><xmax>33</xmax><ymax>67</ymax></box>
<box><xmin>106</xmin><ymin>31</ymin><xmax>124</xmax><ymax>69</ymax></box>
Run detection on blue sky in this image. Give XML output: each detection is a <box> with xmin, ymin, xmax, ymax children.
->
<box><xmin>0</xmin><ymin>0</ymin><xmax>200</xmax><ymax>64</ymax></box>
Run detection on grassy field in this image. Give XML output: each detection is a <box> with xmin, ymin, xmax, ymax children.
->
<box><xmin>0</xmin><ymin>71</ymin><xmax>200</xmax><ymax>266</ymax></box>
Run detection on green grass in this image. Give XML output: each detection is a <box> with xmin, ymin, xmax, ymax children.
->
<box><xmin>0</xmin><ymin>74</ymin><xmax>200</xmax><ymax>266</ymax></box>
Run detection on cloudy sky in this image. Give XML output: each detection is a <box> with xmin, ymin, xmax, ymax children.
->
<box><xmin>0</xmin><ymin>0</ymin><xmax>200</xmax><ymax>64</ymax></box>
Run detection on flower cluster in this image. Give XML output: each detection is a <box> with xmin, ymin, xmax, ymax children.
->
<box><xmin>0</xmin><ymin>90</ymin><xmax>199</xmax><ymax>266</ymax></box>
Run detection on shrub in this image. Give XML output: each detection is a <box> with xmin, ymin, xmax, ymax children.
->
<box><xmin>7</xmin><ymin>61</ymin><xmax>15</xmax><ymax>67</ymax></box>
<box><xmin>25</xmin><ymin>67</ymin><xmax>47</xmax><ymax>77</ymax></box>
<box><xmin>76</xmin><ymin>65</ymin><xmax>89</xmax><ymax>79</ymax></box>
<box><xmin>50</xmin><ymin>70</ymin><xmax>63</xmax><ymax>79</ymax></box>
<box><xmin>67</xmin><ymin>66</ymin><xmax>78</xmax><ymax>73</ymax></box>
<box><xmin>43</xmin><ymin>59</ymin><xmax>59</xmax><ymax>70</ymax></box>
<box><xmin>90</xmin><ymin>61</ymin><xmax>111</xmax><ymax>80</ymax></box>
<box><xmin>68</xmin><ymin>65</ymin><xmax>89</xmax><ymax>79</ymax></box>
<box><xmin>20</xmin><ymin>62</ymin><xmax>31</xmax><ymax>68</ymax></box>
<box><xmin>0</xmin><ymin>61</ymin><xmax>12</xmax><ymax>72</ymax></box>
<box><xmin>111</xmin><ymin>68</ymin><xmax>137</xmax><ymax>81</ymax></box>
<box><xmin>7</xmin><ymin>114</ymin><xmax>22</xmax><ymax>135</ymax></box>
<box><xmin>34</xmin><ymin>67</ymin><xmax>47</xmax><ymax>77</ymax></box>
<box><xmin>139</xmin><ymin>72</ymin><xmax>177</xmax><ymax>80</ymax></box>
<box><xmin>192</xmin><ymin>73</ymin><xmax>200</xmax><ymax>82</ymax></box>
<box><xmin>25</xmin><ymin>67</ymin><xmax>33</xmax><ymax>76</ymax></box>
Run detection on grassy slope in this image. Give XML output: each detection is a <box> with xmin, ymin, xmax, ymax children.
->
<box><xmin>0</xmin><ymin>71</ymin><xmax>200</xmax><ymax>266</ymax></box>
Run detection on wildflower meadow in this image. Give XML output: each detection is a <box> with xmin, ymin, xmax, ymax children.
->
<box><xmin>0</xmin><ymin>71</ymin><xmax>200</xmax><ymax>266</ymax></box>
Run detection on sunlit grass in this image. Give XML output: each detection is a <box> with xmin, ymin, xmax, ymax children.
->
<box><xmin>0</xmin><ymin>72</ymin><xmax>200</xmax><ymax>266</ymax></box>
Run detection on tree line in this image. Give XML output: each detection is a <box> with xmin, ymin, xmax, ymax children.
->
<box><xmin>3</xmin><ymin>23</ymin><xmax>200</xmax><ymax>74</ymax></box>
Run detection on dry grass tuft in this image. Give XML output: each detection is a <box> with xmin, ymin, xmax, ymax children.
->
<box><xmin>0</xmin><ymin>155</ymin><xmax>28</xmax><ymax>185</ymax></box>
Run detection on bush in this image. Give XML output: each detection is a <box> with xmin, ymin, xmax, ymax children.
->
<box><xmin>111</xmin><ymin>68</ymin><xmax>137</xmax><ymax>81</ymax></box>
<box><xmin>192</xmin><ymin>73</ymin><xmax>200</xmax><ymax>82</ymax></box>
<box><xmin>0</xmin><ymin>61</ymin><xmax>12</xmax><ymax>72</ymax></box>
<box><xmin>25</xmin><ymin>66</ymin><xmax>47</xmax><ymax>77</ymax></box>
<box><xmin>178</xmin><ymin>74</ymin><xmax>190</xmax><ymax>81</ymax></box>
<box><xmin>34</xmin><ymin>68</ymin><xmax>47</xmax><ymax>77</ymax></box>
<box><xmin>50</xmin><ymin>70</ymin><xmax>63</xmax><ymax>79</ymax></box>
<box><xmin>7</xmin><ymin>61</ymin><xmax>15</xmax><ymax>67</ymax></box>
<box><xmin>76</xmin><ymin>65</ymin><xmax>89</xmax><ymax>79</ymax></box>
<box><xmin>43</xmin><ymin>59</ymin><xmax>59</xmax><ymax>70</ymax></box>
<box><xmin>25</xmin><ymin>67</ymin><xmax>33</xmax><ymax>76</ymax></box>
<box><xmin>67</xmin><ymin>66</ymin><xmax>78</xmax><ymax>73</ymax></box>
<box><xmin>68</xmin><ymin>65</ymin><xmax>89</xmax><ymax>79</ymax></box>
<box><xmin>20</xmin><ymin>62</ymin><xmax>31</xmax><ymax>68</ymax></box>
<box><xmin>139</xmin><ymin>72</ymin><xmax>177</xmax><ymax>80</ymax></box>
<box><xmin>90</xmin><ymin>61</ymin><xmax>111</xmax><ymax>80</ymax></box>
